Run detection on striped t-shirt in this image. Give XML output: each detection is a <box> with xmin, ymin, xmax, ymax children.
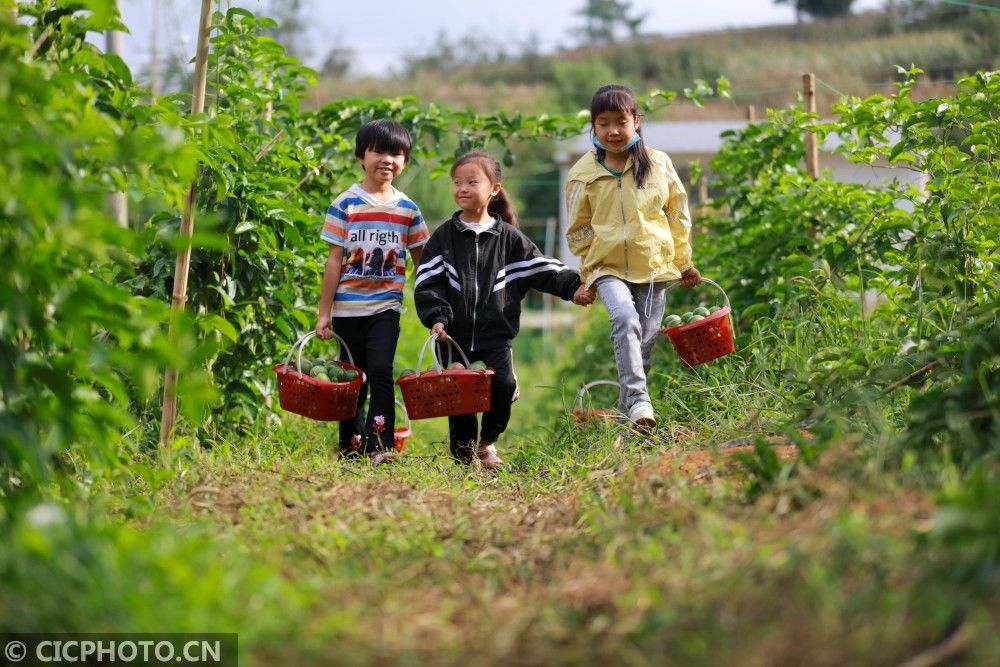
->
<box><xmin>321</xmin><ymin>184</ymin><xmax>430</xmax><ymax>317</ymax></box>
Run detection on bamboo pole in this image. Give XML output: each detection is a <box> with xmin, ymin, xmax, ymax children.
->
<box><xmin>803</xmin><ymin>73</ymin><xmax>819</xmax><ymax>178</ymax></box>
<box><xmin>260</xmin><ymin>76</ymin><xmax>275</xmax><ymax>412</ymax></box>
<box><xmin>106</xmin><ymin>0</ymin><xmax>128</xmax><ymax>228</ymax></box>
<box><xmin>160</xmin><ymin>0</ymin><xmax>213</xmax><ymax>448</ymax></box>
<box><xmin>150</xmin><ymin>0</ymin><xmax>161</xmax><ymax>97</ymax></box>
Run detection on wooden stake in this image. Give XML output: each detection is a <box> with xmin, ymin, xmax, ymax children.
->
<box><xmin>746</xmin><ymin>104</ymin><xmax>756</xmax><ymax>124</ymax></box>
<box><xmin>263</xmin><ymin>77</ymin><xmax>273</xmax><ymax>122</ymax></box>
<box><xmin>803</xmin><ymin>73</ymin><xmax>819</xmax><ymax>178</ymax></box>
<box><xmin>160</xmin><ymin>0</ymin><xmax>213</xmax><ymax>448</ymax></box>
<box><xmin>26</xmin><ymin>25</ymin><xmax>52</xmax><ymax>60</ymax></box>
<box><xmin>254</xmin><ymin>128</ymin><xmax>285</xmax><ymax>162</ymax></box>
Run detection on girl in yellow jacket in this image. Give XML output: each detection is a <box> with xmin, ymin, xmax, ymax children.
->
<box><xmin>565</xmin><ymin>83</ymin><xmax>702</xmax><ymax>429</ymax></box>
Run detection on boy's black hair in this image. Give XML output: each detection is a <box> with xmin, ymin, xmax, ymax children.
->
<box><xmin>354</xmin><ymin>118</ymin><xmax>413</xmax><ymax>162</ymax></box>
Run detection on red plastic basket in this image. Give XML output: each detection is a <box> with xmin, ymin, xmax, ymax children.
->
<box><xmin>660</xmin><ymin>278</ymin><xmax>735</xmax><ymax>367</ymax></box>
<box><xmin>272</xmin><ymin>332</ymin><xmax>366</xmax><ymax>421</ymax></box>
<box><xmin>396</xmin><ymin>335</ymin><xmax>494</xmax><ymax>420</ymax></box>
<box><xmin>571</xmin><ymin>379</ymin><xmax>621</xmax><ymax>424</ymax></box>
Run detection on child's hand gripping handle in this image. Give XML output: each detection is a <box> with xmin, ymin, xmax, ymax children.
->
<box><xmin>431</xmin><ymin>322</ymin><xmax>449</xmax><ymax>341</ymax></box>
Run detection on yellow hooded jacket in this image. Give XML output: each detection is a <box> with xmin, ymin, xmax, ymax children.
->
<box><xmin>565</xmin><ymin>147</ymin><xmax>693</xmax><ymax>289</ymax></box>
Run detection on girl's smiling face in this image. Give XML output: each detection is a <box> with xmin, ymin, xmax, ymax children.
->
<box><xmin>593</xmin><ymin>109</ymin><xmax>640</xmax><ymax>153</ymax></box>
<box><xmin>451</xmin><ymin>161</ymin><xmax>501</xmax><ymax>216</ymax></box>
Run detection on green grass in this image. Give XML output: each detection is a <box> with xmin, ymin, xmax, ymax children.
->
<box><xmin>3</xmin><ymin>296</ymin><xmax>997</xmax><ymax>665</ymax></box>
<box><xmin>14</xmin><ymin>418</ymin><xmax>990</xmax><ymax>665</ymax></box>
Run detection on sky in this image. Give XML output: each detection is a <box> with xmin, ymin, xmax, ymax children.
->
<box><xmin>113</xmin><ymin>0</ymin><xmax>887</xmax><ymax>78</ymax></box>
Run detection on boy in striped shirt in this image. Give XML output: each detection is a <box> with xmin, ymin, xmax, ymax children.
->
<box><xmin>315</xmin><ymin>119</ymin><xmax>430</xmax><ymax>464</ymax></box>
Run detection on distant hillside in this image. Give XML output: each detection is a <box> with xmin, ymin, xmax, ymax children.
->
<box><xmin>315</xmin><ymin>9</ymin><xmax>996</xmax><ymax>118</ymax></box>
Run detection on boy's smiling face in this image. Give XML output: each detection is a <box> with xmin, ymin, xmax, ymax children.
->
<box><xmin>359</xmin><ymin>146</ymin><xmax>406</xmax><ymax>189</ymax></box>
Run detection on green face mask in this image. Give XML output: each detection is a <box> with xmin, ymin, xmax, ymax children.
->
<box><xmin>593</xmin><ymin>134</ymin><xmax>640</xmax><ymax>153</ymax></box>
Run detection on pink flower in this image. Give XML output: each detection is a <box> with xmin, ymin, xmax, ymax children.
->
<box><xmin>373</xmin><ymin>415</ymin><xmax>386</xmax><ymax>433</ymax></box>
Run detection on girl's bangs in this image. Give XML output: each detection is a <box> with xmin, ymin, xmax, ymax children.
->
<box><xmin>592</xmin><ymin>89</ymin><xmax>636</xmax><ymax>116</ymax></box>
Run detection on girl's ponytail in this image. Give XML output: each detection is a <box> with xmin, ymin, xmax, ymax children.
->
<box><xmin>451</xmin><ymin>150</ymin><xmax>519</xmax><ymax>226</ymax></box>
<box><xmin>629</xmin><ymin>136</ymin><xmax>653</xmax><ymax>189</ymax></box>
<box><xmin>488</xmin><ymin>186</ymin><xmax>518</xmax><ymax>227</ymax></box>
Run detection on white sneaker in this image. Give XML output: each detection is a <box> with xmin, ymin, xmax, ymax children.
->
<box><xmin>627</xmin><ymin>401</ymin><xmax>656</xmax><ymax>430</ymax></box>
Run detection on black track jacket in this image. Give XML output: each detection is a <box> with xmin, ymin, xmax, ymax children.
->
<box><xmin>414</xmin><ymin>214</ymin><xmax>582</xmax><ymax>351</ymax></box>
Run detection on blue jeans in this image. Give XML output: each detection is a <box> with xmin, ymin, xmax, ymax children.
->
<box><xmin>594</xmin><ymin>276</ymin><xmax>667</xmax><ymax>411</ymax></box>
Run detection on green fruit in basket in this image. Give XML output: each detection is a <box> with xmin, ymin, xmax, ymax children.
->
<box><xmin>447</xmin><ymin>362</ymin><xmax>465</xmax><ymax>370</ymax></box>
<box><xmin>342</xmin><ymin>368</ymin><xmax>359</xmax><ymax>381</ymax></box>
<box><xmin>313</xmin><ymin>372</ymin><xmax>331</xmax><ymax>382</ymax></box>
<box><xmin>693</xmin><ymin>306</ymin><xmax>711</xmax><ymax>317</ymax></box>
<box><xmin>398</xmin><ymin>368</ymin><xmax>416</xmax><ymax>379</ymax></box>
<box><xmin>663</xmin><ymin>314</ymin><xmax>683</xmax><ymax>328</ymax></box>
<box><xmin>469</xmin><ymin>360</ymin><xmax>488</xmax><ymax>370</ymax></box>
<box><xmin>690</xmin><ymin>314</ymin><xmax>705</xmax><ymax>322</ymax></box>
<box><xmin>709</xmin><ymin>305</ymin><xmax>722</xmax><ymax>314</ymax></box>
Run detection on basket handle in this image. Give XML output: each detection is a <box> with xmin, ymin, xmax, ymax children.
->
<box><xmin>395</xmin><ymin>399</ymin><xmax>410</xmax><ymax>428</ymax></box>
<box><xmin>280</xmin><ymin>331</ymin><xmax>355</xmax><ymax>375</ymax></box>
<box><xmin>663</xmin><ymin>277</ymin><xmax>730</xmax><ymax>307</ymax></box>
<box><xmin>663</xmin><ymin>277</ymin><xmax>733</xmax><ymax>324</ymax></box>
<box><xmin>574</xmin><ymin>379</ymin><xmax>620</xmax><ymax>411</ymax></box>
<box><xmin>415</xmin><ymin>334</ymin><xmax>471</xmax><ymax>376</ymax></box>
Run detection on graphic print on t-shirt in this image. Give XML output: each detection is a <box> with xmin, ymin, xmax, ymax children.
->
<box><xmin>342</xmin><ymin>230</ymin><xmax>403</xmax><ymax>279</ymax></box>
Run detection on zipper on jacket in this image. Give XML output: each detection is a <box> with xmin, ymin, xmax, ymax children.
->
<box><xmin>618</xmin><ymin>177</ymin><xmax>629</xmax><ymax>280</ymax></box>
<box><xmin>471</xmin><ymin>234</ymin><xmax>480</xmax><ymax>351</ymax></box>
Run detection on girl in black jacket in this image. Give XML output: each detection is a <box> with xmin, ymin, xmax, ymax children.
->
<box><xmin>414</xmin><ymin>151</ymin><xmax>594</xmax><ymax>469</ymax></box>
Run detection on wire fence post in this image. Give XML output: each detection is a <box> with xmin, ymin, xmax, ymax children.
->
<box><xmin>803</xmin><ymin>72</ymin><xmax>819</xmax><ymax>178</ymax></box>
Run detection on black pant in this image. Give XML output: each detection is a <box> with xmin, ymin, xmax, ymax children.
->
<box><xmin>333</xmin><ymin>310</ymin><xmax>400</xmax><ymax>454</ymax></box>
<box><xmin>444</xmin><ymin>343</ymin><xmax>517</xmax><ymax>463</ymax></box>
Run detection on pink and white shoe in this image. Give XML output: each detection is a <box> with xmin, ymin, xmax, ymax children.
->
<box><xmin>370</xmin><ymin>450</ymin><xmax>397</xmax><ymax>466</ymax></box>
<box><xmin>476</xmin><ymin>443</ymin><xmax>504</xmax><ymax>471</ymax></box>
